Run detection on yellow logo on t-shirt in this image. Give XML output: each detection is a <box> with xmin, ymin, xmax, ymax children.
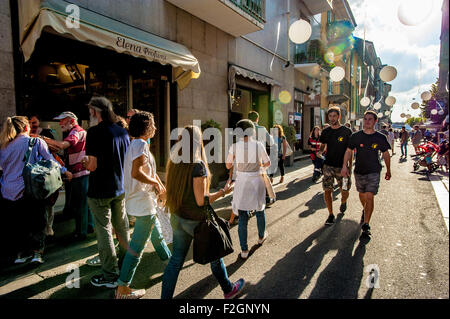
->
<box><xmin>371</xmin><ymin>143</ymin><xmax>378</xmax><ymax>149</ymax></box>
<box><xmin>338</xmin><ymin>137</ymin><xmax>344</xmax><ymax>142</ymax></box>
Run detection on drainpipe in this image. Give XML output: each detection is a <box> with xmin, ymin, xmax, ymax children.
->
<box><xmin>287</xmin><ymin>0</ymin><xmax>290</xmax><ymax>63</ymax></box>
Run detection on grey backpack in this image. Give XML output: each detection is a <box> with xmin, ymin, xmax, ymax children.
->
<box><xmin>22</xmin><ymin>138</ymin><xmax>63</xmax><ymax>200</ymax></box>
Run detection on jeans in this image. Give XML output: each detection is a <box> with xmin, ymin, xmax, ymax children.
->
<box><xmin>70</xmin><ymin>175</ymin><xmax>94</xmax><ymax>236</ymax></box>
<box><xmin>161</xmin><ymin>214</ymin><xmax>233</xmax><ymax>299</ymax></box>
<box><xmin>401</xmin><ymin>143</ymin><xmax>408</xmax><ymax>156</ymax></box>
<box><xmin>118</xmin><ymin>214</ymin><xmax>171</xmax><ymax>286</ymax></box>
<box><xmin>238</xmin><ymin>210</ymin><xmax>266</xmax><ymax>252</ymax></box>
<box><xmin>88</xmin><ymin>193</ymin><xmax>130</xmax><ymax>281</ymax></box>
<box><xmin>151</xmin><ymin>217</ymin><xmax>172</xmax><ymax>261</ymax></box>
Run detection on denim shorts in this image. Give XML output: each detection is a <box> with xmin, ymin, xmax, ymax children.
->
<box><xmin>355</xmin><ymin>173</ymin><xmax>381</xmax><ymax>195</ymax></box>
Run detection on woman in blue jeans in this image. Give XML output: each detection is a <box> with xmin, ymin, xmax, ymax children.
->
<box><xmin>115</xmin><ymin>111</ymin><xmax>171</xmax><ymax>299</ymax></box>
<box><xmin>162</xmin><ymin>125</ymin><xmax>245</xmax><ymax>299</ymax></box>
<box><xmin>226</xmin><ymin>120</ymin><xmax>271</xmax><ymax>259</ymax></box>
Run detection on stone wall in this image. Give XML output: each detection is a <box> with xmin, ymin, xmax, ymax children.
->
<box><xmin>0</xmin><ymin>0</ymin><xmax>16</xmax><ymax>127</ymax></box>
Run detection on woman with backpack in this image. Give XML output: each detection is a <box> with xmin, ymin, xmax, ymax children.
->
<box><xmin>161</xmin><ymin>125</ymin><xmax>245</xmax><ymax>299</ymax></box>
<box><xmin>0</xmin><ymin>116</ymin><xmax>71</xmax><ymax>265</ymax></box>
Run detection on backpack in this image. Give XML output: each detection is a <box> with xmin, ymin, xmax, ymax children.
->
<box><xmin>22</xmin><ymin>138</ymin><xmax>63</xmax><ymax>200</ymax></box>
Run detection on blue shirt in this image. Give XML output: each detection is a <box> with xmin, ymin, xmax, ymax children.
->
<box><xmin>0</xmin><ymin>135</ymin><xmax>65</xmax><ymax>201</ymax></box>
<box><xmin>85</xmin><ymin>121</ymin><xmax>130</xmax><ymax>199</ymax></box>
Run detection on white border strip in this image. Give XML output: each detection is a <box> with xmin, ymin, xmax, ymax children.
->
<box><xmin>429</xmin><ymin>175</ymin><xmax>449</xmax><ymax>232</ymax></box>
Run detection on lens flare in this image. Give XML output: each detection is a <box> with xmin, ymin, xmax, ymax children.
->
<box><xmin>279</xmin><ymin>90</ymin><xmax>292</xmax><ymax>104</ymax></box>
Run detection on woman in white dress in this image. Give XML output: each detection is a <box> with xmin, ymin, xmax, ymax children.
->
<box><xmin>226</xmin><ymin>120</ymin><xmax>271</xmax><ymax>259</ymax></box>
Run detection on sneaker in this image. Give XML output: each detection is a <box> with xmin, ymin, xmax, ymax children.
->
<box><xmin>325</xmin><ymin>214</ymin><xmax>335</xmax><ymax>225</ymax></box>
<box><xmin>258</xmin><ymin>232</ymin><xmax>268</xmax><ymax>245</ymax></box>
<box><xmin>114</xmin><ymin>288</ymin><xmax>146</xmax><ymax>299</ymax></box>
<box><xmin>224</xmin><ymin>278</ymin><xmax>245</xmax><ymax>299</ymax></box>
<box><xmin>86</xmin><ymin>255</ymin><xmax>102</xmax><ymax>267</ymax></box>
<box><xmin>360</xmin><ymin>210</ymin><xmax>365</xmax><ymax>224</ymax></box>
<box><xmin>90</xmin><ymin>274</ymin><xmax>118</xmax><ymax>288</ymax></box>
<box><xmin>240</xmin><ymin>251</ymin><xmax>249</xmax><ymax>259</ymax></box>
<box><xmin>339</xmin><ymin>202</ymin><xmax>347</xmax><ymax>214</ymax></box>
<box><xmin>361</xmin><ymin>223</ymin><xmax>371</xmax><ymax>237</ymax></box>
<box><xmin>14</xmin><ymin>253</ymin><xmax>33</xmax><ymax>264</ymax></box>
<box><xmin>31</xmin><ymin>252</ymin><xmax>44</xmax><ymax>264</ymax></box>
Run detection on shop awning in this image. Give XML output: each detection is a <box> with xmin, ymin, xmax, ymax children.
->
<box><xmin>18</xmin><ymin>0</ymin><xmax>200</xmax><ymax>89</ymax></box>
<box><xmin>228</xmin><ymin>65</ymin><xmax>281</xmax><ymax>91</ymax></box>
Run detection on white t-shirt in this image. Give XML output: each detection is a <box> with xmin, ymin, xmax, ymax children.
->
<box><xmin>124</xmin><ymin>139</ymin><xmax>158</xmax><ymax>216</ymax></box>
<box><xmin>226</xmin><ymin>139</ymin><xmax>270</xmax><ymax>173</ymax></box>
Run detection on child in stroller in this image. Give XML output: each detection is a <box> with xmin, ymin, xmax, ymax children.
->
<box><xmin>413</xmin><ymin>141</ymin><xmax>440</xmax><ymax>173</ymax></box>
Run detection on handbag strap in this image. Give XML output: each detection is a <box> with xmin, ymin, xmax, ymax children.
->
<box><xmin>23</xmin><ymin>137</ymin><xmax>37</xmax><ymax>164</ymax></box>
<box><xmin>203</xmin><ymin>195</ymin><xmax>214</xmax><ymax>221</ymax></box>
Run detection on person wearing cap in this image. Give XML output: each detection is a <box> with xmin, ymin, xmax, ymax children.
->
<box><xmin>43</xmin><ymin>111</ymin><xmax>94</xmax><ymax>240</ymax></box>
<box><xmin>82</xmin><ymin>96</ymin><xmax>130</xmax><ymax>289</ymax></box>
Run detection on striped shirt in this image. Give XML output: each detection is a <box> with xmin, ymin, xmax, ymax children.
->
<box><xmin>64</xmin><ymin>125</ymin><xmax>89</xmax><ymax>178</ymax></box>
<box><xmin>0</xmin><ymin>135</ymin><xmax>66</xmax><ymax>201</ymax></box>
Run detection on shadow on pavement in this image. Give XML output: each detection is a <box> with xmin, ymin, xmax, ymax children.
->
<box><xmin>298</xmin><ymin>189</ymin><xmax>339</xmax><ymax>218</ymax></box>
<box><xmin>242</xmin><ymin>215</ymin><xmax>365</xmax><ymax>299</ymax></box>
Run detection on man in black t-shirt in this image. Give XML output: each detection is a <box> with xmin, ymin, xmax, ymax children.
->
<box><xmin>82</xmin><ymin>97</ymin><xmax>131</xmax><ymax>288</ymax></box>
<box><xmin>318</xmin><ymin>106</ymin><xmax>353</xmax><ymax>225</ymax></box>
<box><xmin>341</xmin><ymin>111</ymin><xmax>391</xmax><ymax>239</ymax></box>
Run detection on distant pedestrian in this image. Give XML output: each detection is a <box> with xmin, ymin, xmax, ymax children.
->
<box><xmin>399</xmin><ymin>126</ymin><xmax>409</xmax><ymax>158</ymax></box>
<box><xmin>308</xmin><ymin>126</ymin><xmax>324</xmax><ymax>182</ymax></box>
<box><xmin>411</xmin><ymin>125</ymin><xmax>423</xmax><ymax>154</ymax></box>
<box><xmin>388</xmin><ymin>128</ymin><xmax>395</xmax><ymax>156</ymax></box>
<box><xmin>379</xmin><ymin>124</ymin><xmax>389</xmax><ymax>137</ymax></box>
<box><xmin>341</xmin><ymin>111</ymin><xmax>391</xmax><ymax>239</ymax></box>
<box><xmin>82</xmin><ymin>96</ymin><xmax>131</xmax><ymax>288</ymax></box>
<box><xmin>226</xmin><ymin>119</ymin><xmax>271</xmax><ymax>260</ymax></box>
<box><xmin>269</xmin><ymin>124</ymin><xmax>287</xmax><ymax>184</ymax></box>
<box><xmin>317</xmin><ymin>106</ymin><xmax>353</xmax><ymax>225</ymax></box>
<box><xmin>162</xmin><ymin>125</ymin><xmax>243</xmax><ymax>299</ymax></box>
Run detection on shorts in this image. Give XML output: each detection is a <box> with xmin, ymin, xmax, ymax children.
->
<box><xmin>322</xmin><ymin>164</ymin><xmax>352</xmax><ymax>191</ymax></box>
<box><xmin>355</xmin><ymin>173</ymin><xmax>381</xmax><ymax>195</ymax></box>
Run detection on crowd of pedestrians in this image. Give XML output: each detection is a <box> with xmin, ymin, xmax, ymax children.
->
<box><xmin>0</xmin><ymin>96</ymin><xmax>415</xmax><ymax>299</ymax></box>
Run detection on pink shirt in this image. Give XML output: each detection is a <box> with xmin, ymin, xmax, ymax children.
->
<box><xmin>65</xmin><ymin>125</ymin><xmax>89</xmax><ymax>178</ymax></box>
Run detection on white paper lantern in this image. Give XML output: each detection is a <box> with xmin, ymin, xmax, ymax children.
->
<box><xmin>379</xmin><ymin>66</ymin><xmax>397</xmax><ymax>82</ymax></box>
<box><xmin>288</xmin><ymin>19</ymin><xmax>312</xmax><ymax>44</ymax></box>
<box><xmin>385</xmin><ymin>111</ymin><xmax>391</xmax><ymax>116</ymax></box>
<box><xmin>431</xmin><ymin>109</ymin><xmax>438</xmax><ymax>115</ymax></box>
<box><xmin>400</xmin><ymin>113</ymin><xmax>406</xmax><ymax>118</ymax></box>
<box><xmin>411</xmin><ymin>102</ymin><xmax>420</xmax><ymax>109</ymax></box>
<box><xmin>377</xmin><ymin>113</ymin><xmax>383</xmax><ymax>118</ymax></box>
<box><xmin>397</xmin><ymin>0</ymin><xmax>433</xmax><ymax>26</ymax></box>
<box><xmin>330</xmin><ymin>66</ymin><xmax>345</xmax><ymax>82</ymax></box>
<box><xmin>360</xmin><ymin>97</ymin><xmax>370</xmax><ymax>107</ymax></box>
<box><xmin>374</xmin><ymin>102</ymin><xmax>382</xmax><ymax>110</ymax></box>
<box><xmin>385</xmin><ymin>96</ymin><xmax>396</xmax><ymax>106</ymax></box>
<box><xmin>421</xmin><ymin>91</ymin><xmax>432</xmax><ymax>101</ymax></box>
<box><xmin>406</xmin><ymin>114</ymin><xmax>412</xmax><ymax>119</ymax></box>
<box><xmin>438</xmin><ymin>110</ymin><xmax>445</xmax><ymax>115</ymax></box>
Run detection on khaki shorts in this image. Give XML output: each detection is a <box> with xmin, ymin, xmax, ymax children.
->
<box><xmin>322</xmin><ymin>164</ymin><xmax>352</xmax><ymax>191</ymax></box>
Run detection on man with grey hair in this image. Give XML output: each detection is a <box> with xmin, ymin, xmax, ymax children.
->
<box><xmin>42</xmin><ymin>111</ymin><xmax>94</xmax><ymax>240</ymax></box>
<box><xmin>82</xmin><ymin>97</ymin><xmax>131</xmax><ymax>288</ymax></box>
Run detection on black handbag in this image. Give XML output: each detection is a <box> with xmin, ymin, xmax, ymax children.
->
<box><xmin>193</xmin><ymin>196</ymin><xmax>234</xmax><ymax>265</ymax></box>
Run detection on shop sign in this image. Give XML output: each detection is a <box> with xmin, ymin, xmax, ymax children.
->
<box><xmin>116</xmin><ymin>37</ymin><xmax>168</xmax><ymax>62</ymax></box>
<box><xmin>294</xmin><ymin>112</ymin><xmax>301</xmax><ymax>121</ymax></box>
<box><xmin>288</xmin><ymin>113</ymin><xmax>295</xmax><ymax>125</ymax></box>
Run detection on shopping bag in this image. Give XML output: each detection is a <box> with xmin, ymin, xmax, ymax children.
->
<box><xmin>193</xmin><ymin>196</ymin><xmax>234</xmax><ymax>265</ymax></box>
<box><xmin>156</xmin><ymin>206</ymin><xmax>173</xmax><ymax>244</ymax></box>
<box><xmin>262</xmin><ymin>172</ymin><xmax>276</xmax><ymax>202</ymax></box>
<box><xmin>285</xmin><ymin>142</ymin><xmax>293</xmax><ymax>157</ymax></box>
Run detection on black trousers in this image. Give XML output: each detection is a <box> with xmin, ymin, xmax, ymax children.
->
<box><xmin>270</xmin><ymin>155</ymin><xmax>285</xmax><ymax>178</ymax></box>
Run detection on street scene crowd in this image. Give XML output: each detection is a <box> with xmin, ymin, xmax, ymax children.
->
<box><xmin>1</xmin><ymin>97</ymin><xmax>448</xmax><ymax>299</ymax></box>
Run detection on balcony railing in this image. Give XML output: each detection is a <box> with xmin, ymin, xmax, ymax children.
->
<box><xmin>229</xmin><ymin>0</ymin><xmax>266</xmax><ymax>23</ymax></box>
<box><xmin>294</xmin><ymin>40</ymin><xmax>333</xmax><ymax>72</ymax></box>
<box><xmin>328</xmin><ymin>78</ymin><xmax>351</xmax><ymax>103</ymax></box>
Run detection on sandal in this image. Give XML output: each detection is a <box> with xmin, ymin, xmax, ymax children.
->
<box><xmin>86</xmin><ymin>255</ymin><xmax>102</xmax><ymax>267</ymax></box>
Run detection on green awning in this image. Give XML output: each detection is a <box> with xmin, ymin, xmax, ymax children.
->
<box><xmin>19</xmin><ymin>0</ymin><xmax>200</xmax><ymax>88</ymax></box>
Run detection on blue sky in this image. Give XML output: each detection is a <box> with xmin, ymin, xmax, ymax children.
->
<box><xmin>348</xmin><ymin>0</ymin><xmax>444</xmax><ymax>122</ymax></box>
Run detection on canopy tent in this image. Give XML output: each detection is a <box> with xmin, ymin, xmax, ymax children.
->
<box><xmin>18</xmin><ymin>0</ymin><xmax>200</xmax><ymax>89</ymax></box>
